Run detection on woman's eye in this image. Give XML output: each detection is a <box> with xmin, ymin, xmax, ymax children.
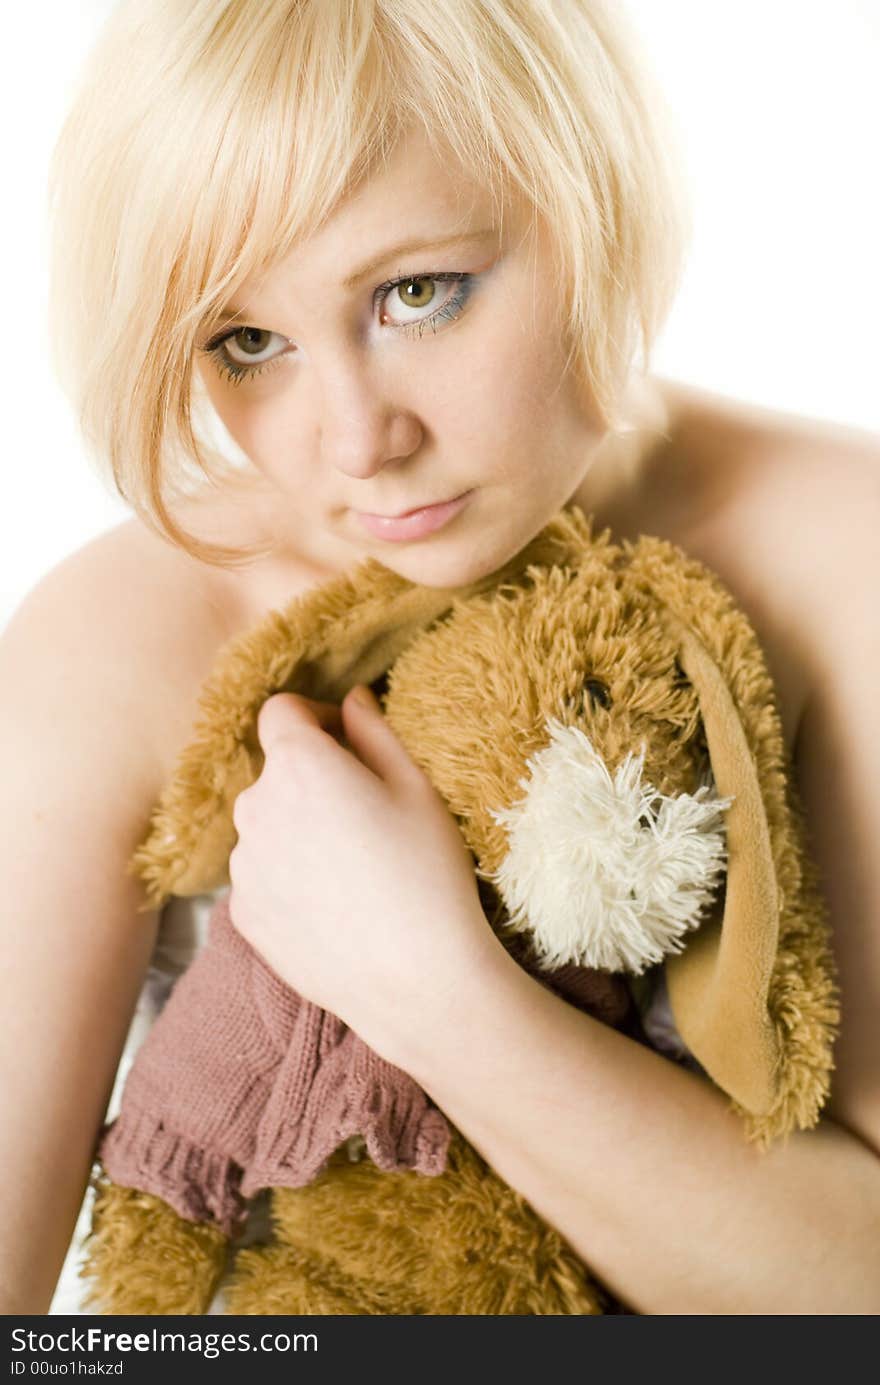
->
<box><xmin>221</xmin><ymin>327</ymin><xmax>287</xmax><ymax>367</ymax></box>
<box><xmin>199</xmin><ymin>270</ymin><xmax>476</xmax><ymax>386</ymax></box>
<box><xmin>392</xmin><ymin>277</ymin><xmax>437</xmax><ymax>312</ymax></box>
<box><xmin>377</xmin><ymin>272</ymin><xmax>474</xmax><ymax>334</ymax></box>
<box><xmin>198</xmin><ymin>326</ymin><xmax>289</xmax><ymax>387</ymax></box>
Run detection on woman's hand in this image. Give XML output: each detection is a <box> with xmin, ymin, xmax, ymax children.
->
<box><xmin>227</xmin><ymin>685</ymin><xmax>498</xmax><ymax>1058</ymax></box>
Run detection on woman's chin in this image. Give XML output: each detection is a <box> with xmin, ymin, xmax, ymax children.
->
<box><xmin>372</xmin><ymin>529</ymin><xmax>534</xmax><ymax>591</ymax></box>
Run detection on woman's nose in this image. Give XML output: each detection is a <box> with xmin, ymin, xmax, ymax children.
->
<box><xmin>316</xmin><ymin>355</ymin><xmax>423</xmax><ymax>478</ymax></box>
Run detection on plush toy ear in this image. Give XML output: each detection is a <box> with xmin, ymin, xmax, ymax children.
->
<box><xmin>129</xmin><ymin>514</ymin><xmax>592</xmax><ymax>908</ymax></box>
<box><xmin>661</xmin><ymin>615</ymin><xmax>785</xmax><ymax>1112</ymax></box>
<box><xmin>129</xmin><ymin>561</ymin><xmax>464</xmax><ymax>906</ymax></box>
<box><xmin>624</xmin><ymin>538</ymin><xmax>837</xmax><ymax>1140</ymax></box>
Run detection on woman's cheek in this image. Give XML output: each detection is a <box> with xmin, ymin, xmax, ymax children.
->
<box><xmin>219</xmin><ymin>391</ymin><xmax>311</xmax><ymax>487</ymax></box>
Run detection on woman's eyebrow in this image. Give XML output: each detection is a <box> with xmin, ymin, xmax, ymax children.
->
<box><xmin>340</xmin><ymin>228</ymin><xmax>498</xmax><ymax>289</ymax></box>
<box><xmin>210</xmin><ymin>228</ymin><xmax>498</xmax><ymax>327</ymax></box>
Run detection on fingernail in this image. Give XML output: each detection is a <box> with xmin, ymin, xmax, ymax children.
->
<box><xmin>350</xmin><ymin>684</ymin><xmax>375</xmax><ymax>707</ymax></box>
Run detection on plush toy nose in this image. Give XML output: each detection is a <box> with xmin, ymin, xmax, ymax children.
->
<box><xmin>484</xmin><ymin>719</ymin><xmax>734</xmax><ymax>974</ymax></box>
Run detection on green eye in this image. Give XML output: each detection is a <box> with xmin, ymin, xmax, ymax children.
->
<box><xmin>376</xmin><ymin>271</ymin><xmax>475</xmax><ymax>334</ymax></box>
<box><xmin>230</xmin><ymin>327</ymin><xmax>274</xmax><ymax>357</ymax></box>
<box><xmin>201</xmin><ymin>268</ymin><xmax>479</xmax><ymax>388</ymax></box>
<box><xmin>397</xmin><ymin>277</ymin><xmax>436</xmax><ymax>309</ymax></box>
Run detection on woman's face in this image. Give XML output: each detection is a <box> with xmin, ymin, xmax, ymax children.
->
<box><xmin>194</xmin><ymin>127</ymin><xmax>605</xmax><ymax>588</ymax></box>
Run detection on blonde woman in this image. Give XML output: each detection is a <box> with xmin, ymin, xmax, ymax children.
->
<box><xmin>2</xmin><ymin>0</ymin><xmax>878</xmax><ymax>1315</ymax></box>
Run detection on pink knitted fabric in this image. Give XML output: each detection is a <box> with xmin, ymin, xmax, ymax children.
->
<box><xmin>99</xmin><ymin>896</ymin><xmax>450</xmax><ymax>1234</ymax></box>
<box><xmin>99</xmin><ymin>895</ymin><xmax>636</xmax><ymax>1235</ymax></box>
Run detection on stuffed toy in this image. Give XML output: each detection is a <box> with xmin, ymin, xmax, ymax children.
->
<box><xmin>80</xmin><ymin>506</ymin><xmax>838</xmax><ymax>1315</ymax></box>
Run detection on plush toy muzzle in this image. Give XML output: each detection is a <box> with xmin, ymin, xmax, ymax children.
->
<box><xmin>487</xmin><ymin>720</ymin><xmax>733</xmax><ymax>974</ymax></box>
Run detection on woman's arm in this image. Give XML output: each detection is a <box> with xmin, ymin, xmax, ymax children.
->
<box><xmin>0</xmin><ymin>558</ymin><xmax>162</xmax><ymax>1313</ymax></box>
<box><xmin>231</xmin><ymin>684</ymin><xmax>879</xmax><ymax>1314</ymax></box>
<box><xmin>383</xmin><ymin>459</ymin><xmax>880</xmax><ymax>1315</ymax></box>
<box><xmin>228</xmin><ymin>451</ymin><xmax>880</xmax><ymax>1314</ymax></box>
<box><xmin>393</xmin><ymin>953</ymin><xmax>879</xmax><ymax>1315</ymax></box>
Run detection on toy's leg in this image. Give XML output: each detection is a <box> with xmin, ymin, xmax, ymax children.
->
<box><xmin>80</xmin><ymin>1176</ymin><xmax>228</xmax><ymax>1315</ymax></box>
<box><xmin>224</xmin><ymin>1237</ymin><xmax>605</xmax><ymax>1316</ymax></box>
<box><xmin>305</xmin><ymin>1134</ymin><xmax>606</xmax><ymax>1314</ymax></box>
<box><xmin>226</xmin><ymin>1138</ymin><xmax>606</xmax><ymax>1316</ymax></box>
<box><xmin>224</xmin><ymin>1241</ymin><xmax>376</xmax><ymax>1315</ymax></box>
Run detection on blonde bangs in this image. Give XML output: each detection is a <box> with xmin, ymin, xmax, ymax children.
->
<box><xmin>48</xmin><ymin>0</ymin><xmax>689</xmax><ymax>566</ymax></box>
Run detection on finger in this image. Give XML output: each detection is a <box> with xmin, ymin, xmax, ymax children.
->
<box><xmin>341</xmin><ymin>684</ymin><xmax>428</xmax><ymax>790</ymax></box>
<box><xmin>257</xmin><ymin>692</ymin><xmax>343</xmax><ymax>752</ymax></box>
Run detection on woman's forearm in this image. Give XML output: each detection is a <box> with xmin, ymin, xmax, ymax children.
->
<box><xmin>391</xmin><ymin>949</ymin><xmax>880</xmax><ymax>1315</ymax></box>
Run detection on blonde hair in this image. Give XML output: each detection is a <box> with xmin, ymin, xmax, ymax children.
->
<box><xmin>48</xmin><ymin>0</ymin><xmax>690</xmax><ymax>566</ymax></box>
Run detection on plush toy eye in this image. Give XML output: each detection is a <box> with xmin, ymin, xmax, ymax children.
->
<box><xmin>582</xmin><ymin>678</ymin><xmax>612</xmax><ymax>711</ymax></box>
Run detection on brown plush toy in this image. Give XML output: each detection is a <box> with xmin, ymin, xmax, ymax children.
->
<box><xmin>80</xmin><ymin>506</ymin><xmax>838</xmax><ymax>1314</ymax></box>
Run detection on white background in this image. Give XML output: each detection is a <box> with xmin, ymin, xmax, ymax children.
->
<box><xmin>2</xmin><ymin>0</ymin><xmax>878</xmax><ymax>628</ymax></box>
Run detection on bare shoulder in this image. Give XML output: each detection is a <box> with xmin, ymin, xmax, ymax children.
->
<box><xmin>672</xmin><ymin>381</ymin><xmax>880</xmax><ymax>656</ymax></box>
<box><xmin>652</xmin><ymin>377</ymin><xmax>880</xmax><ymax>543</ymax></box>
<box><xmin>10</xmin><ymin>510</ymin><xmax>254</xmax><ymax>796</ymax></box>
<box><xmin>641</xmin><ymin>379</ymin><xmax>880</xmax><ymax>747</ymax></box>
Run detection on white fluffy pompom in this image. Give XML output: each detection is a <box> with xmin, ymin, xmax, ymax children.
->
<box><xmin>486</xmin><ymin>719</ymin><xmax>733</xmax><ymax>974</ymax></box>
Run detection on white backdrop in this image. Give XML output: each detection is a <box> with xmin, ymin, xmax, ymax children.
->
<box><xmin>2</xmin><ymin>0</ymin><xmax>878</xmax><ymax>628</ymax></box>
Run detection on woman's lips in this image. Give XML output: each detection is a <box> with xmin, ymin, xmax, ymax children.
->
<box><xmin>353</xmin><ymin>490</ymin><xmax>472</xmax><ymax>541</ymax></box>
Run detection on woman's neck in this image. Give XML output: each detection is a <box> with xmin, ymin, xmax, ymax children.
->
<box><xmin>571</xmin><ymin>373</ymin><xmax>679</xmax><ymax>538</ymax></box>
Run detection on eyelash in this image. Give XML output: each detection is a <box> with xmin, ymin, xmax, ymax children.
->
<box><xmin>198</xmin><ymin>271</ymin><xmax>476</xmax><ymax>388</ymax></box>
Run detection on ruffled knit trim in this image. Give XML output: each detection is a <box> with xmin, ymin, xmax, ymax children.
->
<box><xmin>98</xmin><ymin>1108</ymin><xmax>247</xmax><ymax>1236</ymax></box>
<box><xmin>240</xmin><ymin>1013</ymin><xmax>452</xmax><ymax>1196</ymax></box>
<box><xmin>241</xmin><ymin>1084</ymin><xmax>450</xmax><ymax>1197</ymax></box>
